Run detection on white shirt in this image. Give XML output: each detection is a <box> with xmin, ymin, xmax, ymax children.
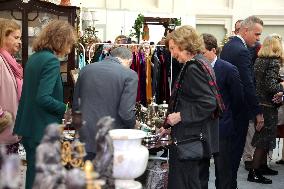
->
<box><xmin>211</xmin><ymin>56</ymin><xmax>217</xmax><ymax>68</ymax></box>
<box><xmin>236</xmin><ymin>35</ymin><xmax>247</xmax><ymax>48</ymax></box>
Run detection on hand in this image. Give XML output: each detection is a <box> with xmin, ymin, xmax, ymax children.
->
<box><xmin>134</xmin><ymin>120</ymin><xmax>140</xmax><ymax>129</ymax></box>
<box><xmin>255</xmin><ymin>114</ymin><xmax>264</xmax><ymax>131</ymax></box>
<box><xmin>157</xmin><ymin>127</ymin><xmax>171</xmax><ymax>138</ymax></box>
<box><xmin>166</xmin><ymin>112</ymin><xmax>181</xmax><ymax>126</ymax></box>
<box><xmin>272</xmin><ymin>92</ymin><xmax>283</xmax><ymax>104</ymax></box>
<box><xmin>64</xmin><ymin>109</ymin><xmax>72</xmax><ymax>123</ymax></box>
<box><xmin>12</xmin><ymin>134</ymin><xmax>22</xmax><ymax>141</ymax></box>
<box><xmin>16</xmin><ymin>135</ymin><xmax>22</xmax><ymax>141</ymax></box>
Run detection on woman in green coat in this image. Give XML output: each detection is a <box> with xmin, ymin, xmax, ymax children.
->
<box><xmin>13</xmin><ymin>20</ymin><xmax>76</xmax><ymax>189</ymax></box>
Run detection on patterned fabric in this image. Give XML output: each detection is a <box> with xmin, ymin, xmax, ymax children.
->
<box><xmin>194</xmin><ymin>55</ymin><xmax>225</xmax><ymax>116</ymax></box>
<box><xmin>6</xmin><ymin>142</ymin><xmax>19</xmax><ymax>154</ymax></box>
<box><xmin>252</xmin><ymin>106</ymin><xmax>278</xmax><ymax>149</ymax></box>
<box><xmin>254</xmin><ymin>57</ymin><xmax>283</xmax><ymax>107</ymax></box>
<box><xmin>252</xmin><ymin>57</ymin><xmax>284</xmax><ymax>149</ymax></box>
<box><xmin>145</xmin><ymin>160</ymin><xmax>168</xmax><ymax>189</ymax></box>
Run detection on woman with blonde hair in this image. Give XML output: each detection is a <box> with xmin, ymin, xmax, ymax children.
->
<box><xmin>164</xmin><ymin>25</ymin><xmax>220</xmax><ymax>189</ymax></box>
<box><xmin>13</xmin><ymin>20</ymin><xmax>76</xmax><ymax>189</ymax></box>
<box><xmin>0</xmin><ymin>18</ymin><xmax>22</xmax><ymax>152</ymax></box>
<box><xmin>248</xmin><ymin>34</ymin><xmax>284</xmax><ymax>184</ymax></box>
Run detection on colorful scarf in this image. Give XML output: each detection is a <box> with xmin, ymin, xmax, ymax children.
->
<box><xmin>0</xmin><ymin>48</ymin><xmax>23</xmax><ymax>101</ymax></box>
<box><xmin>194</xmin><ymin>54</ymin><xmax>225</xmax><ymax>117</ymax></box>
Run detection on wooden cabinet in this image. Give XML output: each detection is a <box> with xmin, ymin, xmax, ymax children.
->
<box><xmin>0</xmin><ymin>0</ymin><xmax>79</xmax><ymax>102</ymax></box>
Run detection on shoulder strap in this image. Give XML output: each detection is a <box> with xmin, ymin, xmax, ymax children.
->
<box><xmin>168</xmin><ymin>62</ymin><xmax>189</xmax><ymax>113</ymax></box>
<box><xmin>163</xmin><ymin>62</ymin><xmax>189</xmax><ymax>128</ymax></box>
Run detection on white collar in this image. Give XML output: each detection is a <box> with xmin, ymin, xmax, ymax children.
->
<box><xmin>236</xmin><ymin>35</ymin><xmax>247</xmax><ymax>48</ymax></box>
<box><xmin>211</xmin><ymin>56</ymin><xmax>217</xmax><ymax>68</ymax></box>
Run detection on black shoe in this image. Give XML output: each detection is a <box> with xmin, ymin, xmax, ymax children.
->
<box><xmin>244</xmin><ymin>161</ymin><xmax>252</xmax><ymax>171</ymax></box>
<box><xmin>259</xmin><ymin>165</ymin><xmax>278</xmax><ymax>175</ymax></box>
<box><xmin>247</xmin><ymin>169</ymin><xmax>272</xmax><ymax>184</ymax></box>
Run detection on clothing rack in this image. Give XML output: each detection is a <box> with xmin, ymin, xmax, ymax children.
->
<box><xmin>87</xmin><ymin>42</ymin><xmax>166</xmax><ymax>64</ymax></box>
<box><xmin>86</xmin><ymin>42</ymin><xmax>172</xmax><ymax>95</ymax></box>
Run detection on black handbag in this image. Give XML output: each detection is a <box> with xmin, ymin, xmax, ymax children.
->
<box><xmin>174</xmin><ymin>133</ymin><xmax>208</xmax><ymax>161</ymax></box>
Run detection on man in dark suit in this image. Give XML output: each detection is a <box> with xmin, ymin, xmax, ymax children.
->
<box><xmin>220</xmin><ymin>15</ymin><xmax>264</xmax><ymax>189</ymax></box>
<box><xmin>201</xmin><ymin>33</ymin><xmax>244</xmax><ymax>189</ymax></box>
<box><xmin>233</xmin><ymin>20</ymin><xmax>262</xmax><ymax>169</ymax></box>
<box><xmin>73</xmin><ymin>47</ymin><xmax>138</xmax><ymax>161</ymax></box>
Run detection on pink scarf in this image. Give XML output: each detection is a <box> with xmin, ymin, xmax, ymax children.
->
<box><xmin>0</xmin><ymin>48</ymin><xmax>23</xmax><ymax>101</ymax></box>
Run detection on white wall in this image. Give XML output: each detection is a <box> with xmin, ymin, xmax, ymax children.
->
<box><xmin>86</xmin><ymin>9</ymin><xmax>195</xmax><ymax>42</ymax></box>
<box><xmin>70</xmin><ymin>0</ymin><xmax>284</xmax><ymax>43</ymax></box>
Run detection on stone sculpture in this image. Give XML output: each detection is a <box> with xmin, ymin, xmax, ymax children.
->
<box><xmin>33</xmin><ymin>124</ymin><xmax>66</xmax><ymax>189</ymax></box>
<box><xmin>93</xmin><ymin>116</ymin><xmax>114</xmax><ymax>189</ymax></box>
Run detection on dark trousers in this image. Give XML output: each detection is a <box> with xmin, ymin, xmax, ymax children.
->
<box><xmin>199</xmin><ymin>158</ymin><xmax>211</xmax><ymax>189</ymax></box>
<box><xmin>214</xmin><ymin>137</ymin><xmax>232</xmax><ymax>189</ymax></box>
<box><xmin>168</xmin><ymin>146</ymin><xmax>210</xmax><ymax>189</ymax></box>
<box><xmin>22</xmin><ymin>138</ymin><xmax>38</xmax><ymax>189</ymax></box>
<box><xmin>84</xmin><ymin>152</ymin><xmax>96</xmax><ymax>161</ymax></box>
<box><xmin>231</xmin><ymin>117</ymin><xmax>249</xmax><ymax>188</ymax></box>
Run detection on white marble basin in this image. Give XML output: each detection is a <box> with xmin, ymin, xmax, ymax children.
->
<box><xmin>109</xmin><ymin>129</ymin><xmax>149</xmax><ymax>179</ymax></box>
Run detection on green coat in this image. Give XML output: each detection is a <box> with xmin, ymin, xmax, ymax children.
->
<box><xmin>14</xmin><ymin>49</ymin><xmax>65</xmax><ymax>143</ymax></box>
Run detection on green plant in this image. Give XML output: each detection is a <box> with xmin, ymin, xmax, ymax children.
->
<box><xmin>130</xmin><ymin>13</ymin><xmax>144</xmax><ymax>42</ymax></box>
<box><xmin>174</xmin><ymin>17</ymin><xmax>182</xmax><ymax>26</ymax></box>
<box><xmin>169</xmin><ymin>18</ymin><xmax>181</xmax><ymax>26</ymax></box>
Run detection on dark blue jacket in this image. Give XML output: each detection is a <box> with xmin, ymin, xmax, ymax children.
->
<box><xmin>220</xmin><ymin>36</ymin><xmax>262</xmax><ymax>118</ymax></box>
<box><xmin>213</xmin><ymin>58</ymin><xmax>244</xmax><ymax>137</ymax></box>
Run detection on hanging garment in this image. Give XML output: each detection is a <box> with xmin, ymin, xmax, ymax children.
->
<box><xmin>131</xmin><ymin>52</ymin><xmax>141</xmax><ymax>102</ymax></box>
<box><xmin>139</xmin><ymin>52</ymin><xmax>147</xmax><ymax>106</ymax></box>
<box><xmin>78</xmin><ymin>53</ymin><xmax>85</xmax><ymax>70</ymax></box>
<box><xmin>152</xmin><ymin>50</ymin><xmax>161</xmax><ymax>102</ymax></box>
<box><xmin>146</xmin><ymin>55</ymin><xmax>152</xmax><ymax>104</ymax></box>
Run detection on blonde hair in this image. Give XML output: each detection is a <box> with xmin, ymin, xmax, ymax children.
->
<box><xmin>165</xmin><ymin>25</ymin><xmax>204</xmax><ymax>54</ymax></box>
<box><xmin>0</xmin><ymin>18</ymin><xmax>21</xmax><ymax>48</ymax></box>
<box><xmin>0</xmin><ymin>111</ymin><xmax>13</xmax><ymax>134</ymax></box>
<box><xmin>258</xmin><ymin>34</ymin><xmax>283</xmax><ymax>59</ymax></box>
<box><xmin>32</xmin><ymin>20</ymin><xmax>77</xmax><ymax>56</ymax></box>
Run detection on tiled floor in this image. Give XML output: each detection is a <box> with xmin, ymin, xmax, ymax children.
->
<box><xmin>208</xmin><ymin>138</ymin><xmax>284</xmax><ymax>189</ymax></box>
